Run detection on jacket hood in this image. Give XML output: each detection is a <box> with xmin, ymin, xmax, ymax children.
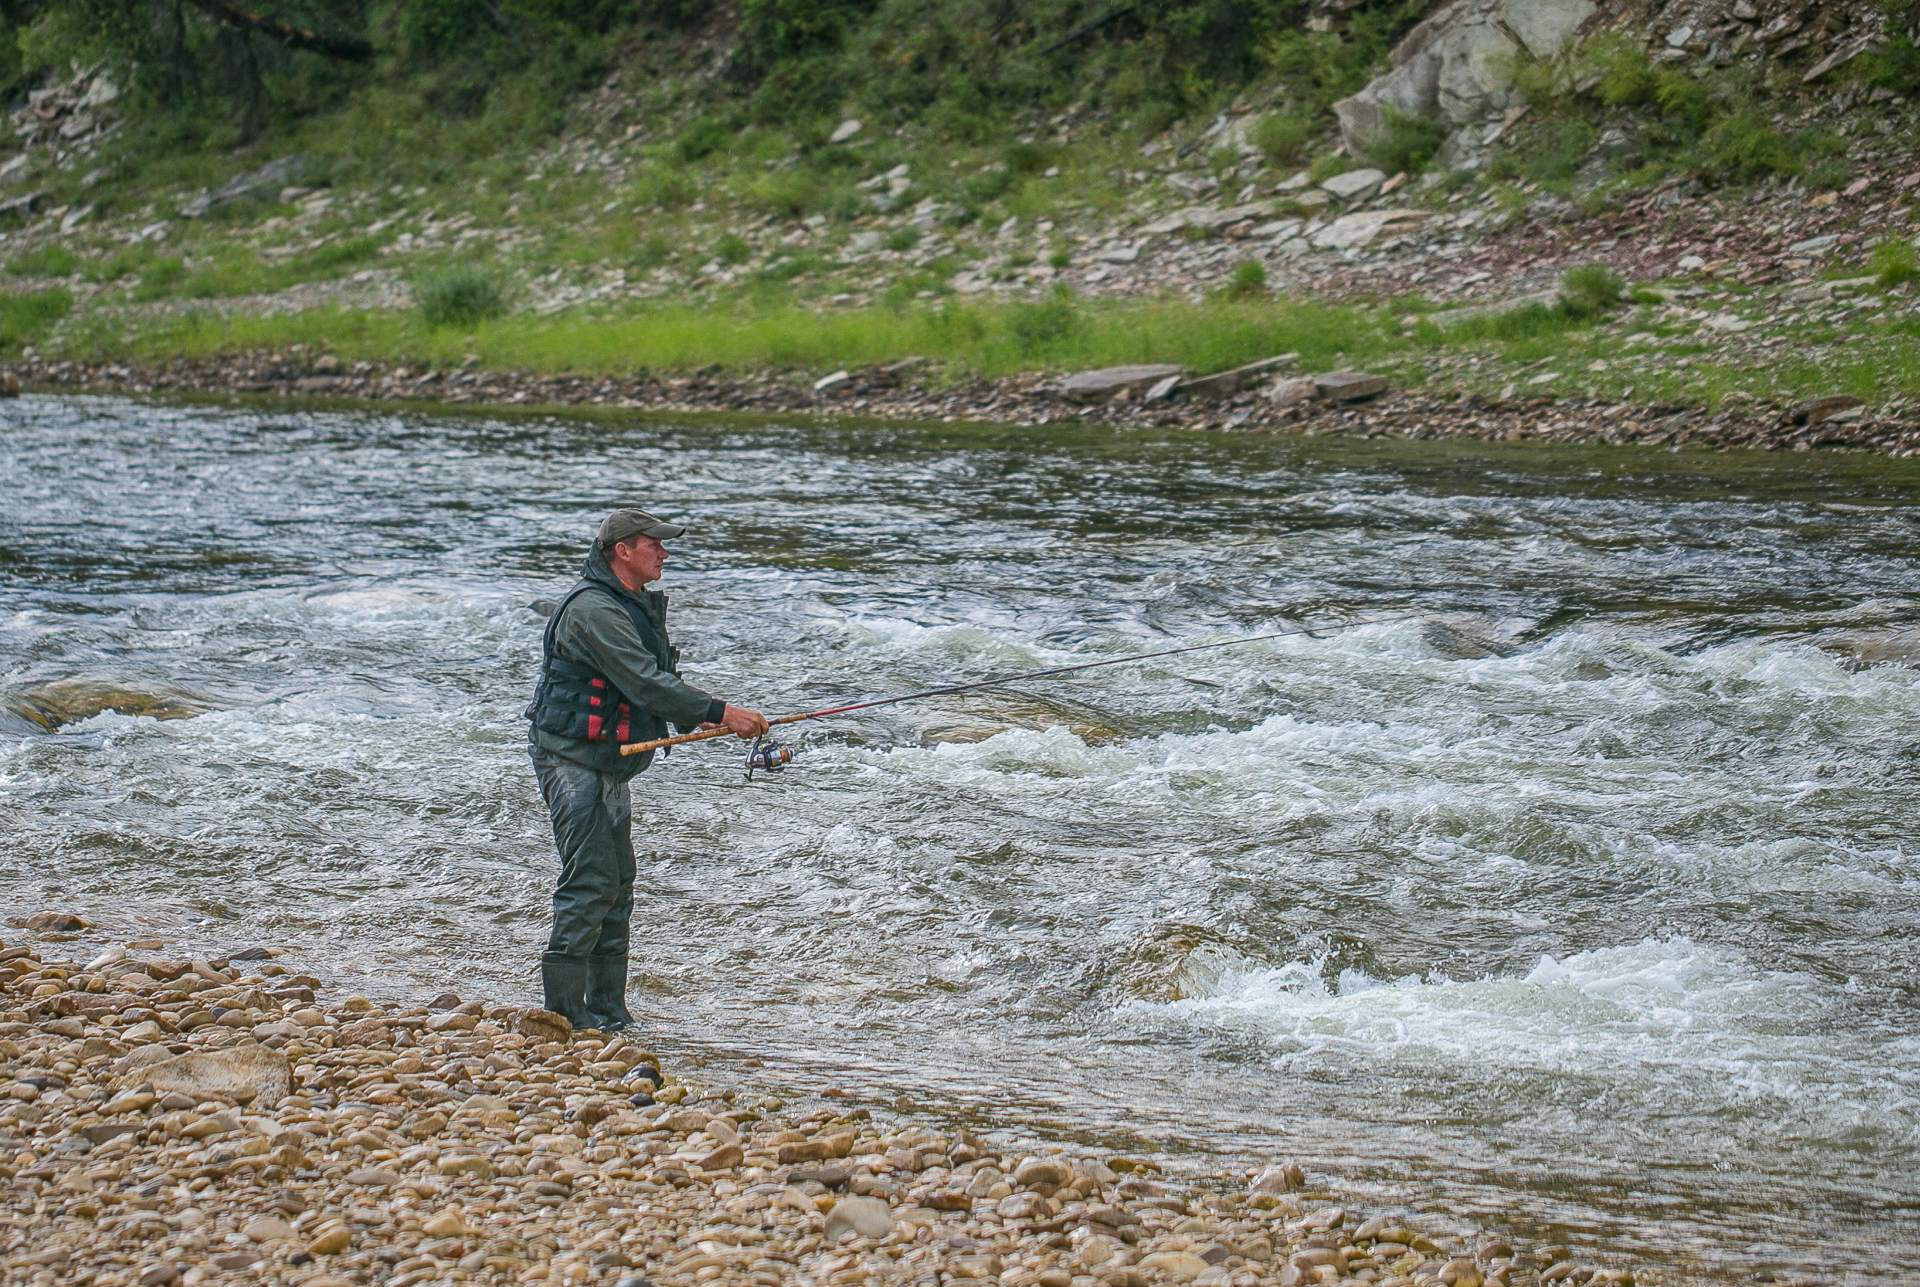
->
<box><xmin>581</xmin><ymin>545</ymin><xmax>664</xmax><ymax>608</ymax></box>
<box><xmin>582</xmin><ymin>543</ymin><xmax>623</xmax><ymax>592</ymax></box>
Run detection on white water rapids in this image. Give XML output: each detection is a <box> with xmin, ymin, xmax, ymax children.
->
<box><xmin>3</xmin><ymin>394</ymin><xmax>1918</xmax><ymax>1282</ymax></box>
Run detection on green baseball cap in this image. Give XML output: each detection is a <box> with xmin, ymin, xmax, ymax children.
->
<box><xmin>596</xmin><ymin>507</ymin><xmax>686</xmax><ymax>548</ymax></box>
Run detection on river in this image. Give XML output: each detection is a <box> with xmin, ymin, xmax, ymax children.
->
<box><xmin>3</xmin><ymin>393</ymin><xmax>1917</xmax><ymax>1283</ymax></box>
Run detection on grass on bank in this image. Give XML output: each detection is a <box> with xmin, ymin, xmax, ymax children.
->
<box><xmin>40</xmin><ymin>267</ymin><xmax>1920</xmax><ymax>419</ymax></box>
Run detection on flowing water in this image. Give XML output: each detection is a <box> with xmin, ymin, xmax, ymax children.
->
<box><xmin>4</xmin><ymin>393</ymin><xmax>1919</xmax><ymax>1282</ymax></box>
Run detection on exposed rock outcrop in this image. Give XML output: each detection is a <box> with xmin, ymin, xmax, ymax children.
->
<box><xmin>1334</xmin><ymin>0</ymin><xmax>1596</xmax><ymax>167</ymax></box>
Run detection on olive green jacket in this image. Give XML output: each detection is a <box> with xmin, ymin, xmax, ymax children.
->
<box><xmin>529</xmin><ymin>545</ymin><xmax>722</xmax><ymax>778</ymax></box>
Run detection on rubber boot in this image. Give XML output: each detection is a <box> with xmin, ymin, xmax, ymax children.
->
<box><xmin>586</xmin><ymin>951</ymin><xmax>635</xmax><ymax>1031</ymax></box>
<box><xmin>540</xmin><ymin>952</ymin><xmax>594</xmax><ymax>1031</ymax></box>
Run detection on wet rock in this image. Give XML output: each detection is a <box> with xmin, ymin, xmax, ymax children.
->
<box><xmin>10</xmin><ymin>680</ymin><xmax>211</xmax><ymax>730</ymax></box>
<box><xmin>516</xmin><ymin>1008</ymin><xmax>571</xmax><ymax>1043</ymax></box>
<box><xmin>1014</xmin><ymin>1157</ymin><xmax>1071</xmax><ymax>1187</ymax></box>
<box><xmin>24</xmin><ymin>912</ymin><xmax>87</xmax><ymax>932</ymax></box>
<box><xmin>1057</xmin><ymin>364</ymin><xmax>1185</xmax><ymax>404</ymax></box>
<box><xmin>1253</xmin><ymin>1162</ymin><xmax>1307</xmax><ymax>1193</ymax></box>
<box><xmin>824</xmin><ymin>1194</ymin><xmax>893</xmax><ymax>1241</ymax></box>
<box><xmin>124</xmin><ymin>1045</ymin><xmax>291</xmax><ymax>1109</ymax></box>
<box><xmin>1313</xmin><ymin>371</ymin><xmax>1389</xmax><ymax>403</ymax></box>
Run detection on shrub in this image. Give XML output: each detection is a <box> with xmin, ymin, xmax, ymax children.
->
<box><xmin>677</xmin><ymin>117</ymin><xmax>735</xmax><ymax>163</ymax></box>
<box><xmin>1006</xmin><ymin>142</ymin><xmax>1060</xmax><ymax>176</ymax></box>
<box><xmin>1307</xmin><ymin>154</ymin><xmax>1352</xmax><ymax>184</ymax></box>
<box><xmin>1872</xmin><ymin>236</ymin><xmax>1918</xmax><ymax>288</ymax></box>
<box><xmin>7</xmin><ymin>244</ymin><xmax>77</xmax><ymax>277</ymax></box>
<box><xmin>1221</xmin><ymin>259</ymin><xmax>1267</xmax><ymax>299</ymax></box>
<box><xmin>1366</xmin><ymin>108</ymin><xmax>1449</xmax><ymax>175</ymax></box>
<box><xmin>1559</xmin><ymin>263</ymin><xmax>1624</xmax><ymax>318</ymax></box>
<box><xmin>962</xmin><ymin>167</ymin><xmax>1013</xmax><ymax>205</ymax></box>
<box><xmin>1252</xmin><ymin>112</ymin><xmax>1313</xmax><ymax>168</ymax></box>
<box><xmin>413</xmin><ymin>262</ymin><xmax>506</xmax><ymax>328</ymax></box>
<box><xmin>716</xmin><ymin>234</ymin><xmax>752</xmax><ymax>265</ymax></box>
<box><xmin>1858</xmin><ymin>36</ymin><xmax>1920</xmax><ymax>93</ymax></box>
<box><xmin>885</xmin><ymin>227</ymin><xmax>920</xmax><ymax>252</ymax></box>
<box><xmin>131</xmin><ymin>257</ymin><xmax>188</xmax><ymax>301</ymax></box>
<box><xmin>1005</xmin><ymin>287</ymin><xmax>1080</xmax><ymax>354</ymax></box>
<box><xmin>744</xmin><ymin>168</ymin><xmax>825</xmax><ymax>217</ymax></box>
<box><xmin>1047</xmin><ymin>249</ymin><xmax>1072</xmax><ymax>269</ymax></box>
<box><xmin>0</xmin><ymin>286</ymin><xmax>70</xmax><ymax>348</ymax></box>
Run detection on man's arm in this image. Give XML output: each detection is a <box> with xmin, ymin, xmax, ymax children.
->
<box><xmin>555</xmin><ymin>594</ymin><xmax>723</xmax><ymax>730</ymax></box>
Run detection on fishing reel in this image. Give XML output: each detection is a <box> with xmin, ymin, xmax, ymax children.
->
<box><xmin>744</xmin><ymin>736</ymin><xmax>793</xmax><ymax>781</ymax></box>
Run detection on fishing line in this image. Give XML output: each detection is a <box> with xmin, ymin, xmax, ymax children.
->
<box><xmin>618</xmin><ymin>611</ymin><xmax>1421</xmax><ymax>774</ymax></box>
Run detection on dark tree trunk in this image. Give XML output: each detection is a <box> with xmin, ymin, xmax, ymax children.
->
<box><xmin>183</xmin><ymin>0</ymin><xmax>373</xmax><ymax>62</ymax></box>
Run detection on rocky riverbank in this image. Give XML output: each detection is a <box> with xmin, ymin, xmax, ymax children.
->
<box><xmin>11</xmin><ymin>352</ymin><xmax>1919</xmax><ymax>457</ymax></box>
<box><xmin>0</xmin><ymin>917</ymin><xmax>1636</xmax><ymax>1287</ymax></box>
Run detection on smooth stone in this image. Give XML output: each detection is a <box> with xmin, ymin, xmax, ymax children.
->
<box><xmin>823</xmin><ymin>1194</ymin><xmax>893</xmax><ymax>1241</ymax></box>
<box><xmin>1056</xmin><ymin>364</ymin><xmax>1185</xmax><ymax>405</ymax></box>
<box><xmin>1319</xmin><ymin>168</ymin><xmax>1386</xmax><ymax>199</ymax></box>
<box><xmin>1311</xmin><ymin>371</ymin><xmax>1388</xmax><ymax>403</ymax></box>
<box><xmin>124</xmin><ymin>1046</ymin><xmax>290</xmax><ymax>1109</ymax></box>
<box><xmin>242</xmin><ymin>1215</ymin><xmax>297</xmax><ymax>1242</ymax></box>
<box><xmin>1013</xmin><ymin>1158</ymin><xmax>1070</xmax><ymax>1188</ymax></box>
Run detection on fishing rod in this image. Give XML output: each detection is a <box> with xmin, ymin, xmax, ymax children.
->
<box><xmin>619</xmin><ymin>611</ymin><xmax>1420</xmax><ymax>775</ymax></box>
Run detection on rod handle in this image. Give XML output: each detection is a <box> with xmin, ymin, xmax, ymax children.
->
<box><xmin>618</xmin><ymin>711</ymin><xmax>806</xmax><ymax>757</ymax></box>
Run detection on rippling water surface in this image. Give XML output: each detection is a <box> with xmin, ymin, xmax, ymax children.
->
<box><xmin>4</xmin><ymin>394</ymin><xmax>1920</xmax><ymax>1282</ymax></box>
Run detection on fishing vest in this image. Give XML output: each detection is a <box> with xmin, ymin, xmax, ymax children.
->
<box><xmin>525</xmin><ymin>580</ymin><xmax>675</xmax><ymax>745</ymax></box>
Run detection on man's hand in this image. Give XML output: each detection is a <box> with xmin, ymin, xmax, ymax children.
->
<box><xmin>715</xmin><ymin>704</ymin><xmax>769</xmax><ymax>739</ymax></box>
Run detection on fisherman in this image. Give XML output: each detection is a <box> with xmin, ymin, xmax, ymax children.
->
<box><xmin>525</xmin><ymin>508</ymin><xmax>767</xmax><ymax>1032</ymax></box>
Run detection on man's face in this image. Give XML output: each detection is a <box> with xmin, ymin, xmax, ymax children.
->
<box><xmin>613</xmin><ymin>535</ymin><xmax>667</xmax><ymax>585</ymax></box>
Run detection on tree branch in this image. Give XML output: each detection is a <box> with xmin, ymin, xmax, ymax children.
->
<box><xmin>183</xmin><ymin>0</ymin><xmax>373</xmax><ymax>62</ymax></box>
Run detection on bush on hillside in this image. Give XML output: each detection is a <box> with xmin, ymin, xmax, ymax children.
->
<box><xmin>1559</xmin><ymin>264</ymin><xmax>1623</xmax><ymax>319</ymax></box>
<box><xmin>413</xmin><ymin>263</ymin><xmax>507</xmax><ymax>328</ymax></box>
<box><xmin>1365</xmin><ymin>108</ymin><xmax>1449</xmax><ymax>175</ymax></box>
<box><xmin>1872</xmin><ymin>236</ymin><xmax>1918</xmax><ymax>288</ymax></box>
<box><xmin>0</xmin><ymin>287</ymin><xmax>70</xmax><ymax>349</ymax></box>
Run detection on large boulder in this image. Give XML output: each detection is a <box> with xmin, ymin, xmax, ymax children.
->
<box><xmin>1333</xmin><ymin>0</ymin><xmax>1595</xmax><ymax>166</ymax></box>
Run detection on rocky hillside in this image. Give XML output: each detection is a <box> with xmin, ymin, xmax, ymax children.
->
<box><xmin>2</xmin><ymin>0</ymin><xmax>1919</xmax><ymax>434</ymax></box>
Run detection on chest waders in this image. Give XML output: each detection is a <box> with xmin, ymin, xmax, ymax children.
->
<box><xmin>526</xmin><ymin>579</ymin><xmax>676</xmax><ymax>1034</ymax></box>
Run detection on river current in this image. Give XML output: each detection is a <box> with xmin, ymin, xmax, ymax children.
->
<box><xmin>3</xmin><ymin>393</ymin><xmax>1918</xmax><ymax>1282</ymax></box>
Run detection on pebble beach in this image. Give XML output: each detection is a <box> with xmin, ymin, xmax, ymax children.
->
<box><xmin>0</xmin><ymin>919</ymin><xmax>1635</xmax><ymax>1287</ymax></box>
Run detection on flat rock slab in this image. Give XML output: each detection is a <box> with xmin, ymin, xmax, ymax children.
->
<box><xmin>1309</xmin><ymin>209</ymin><xmax>1430</xmax><ymax>250</ymax></box>
<box><xmin>1058</xmin><ymin>364</ymin><xmax>1184</xmax><ymax>404</ymax></box>
<box><xmin>1425</xmin><ymin>289</ymin><xmax>1560</xmax><ymax>329</ymax></box>
<box><xmin>1314</xmin><ymin>371</ymin><xmax>1390</xmax><ymax>402</ymax></box>
<box><xmin>1181</xmin><ymin>353</ymin><xmax>1300</xmax><ymax>399</ymax></box>
<box><xmin>825</xmin><ymin>1194</ymin><xmax>894</xmax><ymax>1241</ymax></box>
<box><xmin>1320</xmin><ymin>168</ymin><xmax>1387</xmax><ymax>199</ymax></box>
<box><xmin>1790</xmin><ymin>394</ymin><xmax>1866</xmax><ymax>425</ymax></box>
<box><xmin>120</xmin><ymin>1045</ymin><xmax>291</xmax><ymax>1109</ymax></box>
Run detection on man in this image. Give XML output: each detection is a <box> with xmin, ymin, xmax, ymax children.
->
<box><xmin>525</xmin><ymin>508</ymin><xmax>767</xmax><ymax>1032</ymax></box>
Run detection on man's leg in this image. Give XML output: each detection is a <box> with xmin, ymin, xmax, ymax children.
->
<box><xmin>585</xmin><ymin>772</ymin><xmax>638</xmax><ymax>1030</ymax></box>
<box><xmin>530</xmin><ymin>746</ymin><xmax>624</xmax><ymax>1029</ymax></box>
